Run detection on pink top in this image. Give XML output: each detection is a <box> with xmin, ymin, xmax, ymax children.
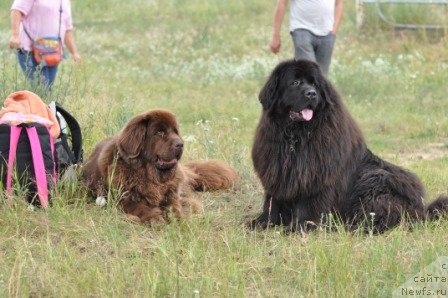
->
<box><xmin>11</xmin><ymin>0</ymin><xmax>74</xmax><ymax>51</ymax></box>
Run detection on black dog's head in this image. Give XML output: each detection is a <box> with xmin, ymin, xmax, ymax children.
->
<box><xmin>259</xmin><ymin>59</ymin><xmax>337</xmax><ymax>122</ymax></box>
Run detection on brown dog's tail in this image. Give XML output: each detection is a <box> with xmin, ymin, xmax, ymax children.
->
<box><xmin>182</xmin><ymin>159</ymin><xmax>238</xmax><ymax>191</ymax></box>
<box><xmin>426</xmin><ymin>196</ymin><xmax>448</xmax><ymax>220</ymax></box>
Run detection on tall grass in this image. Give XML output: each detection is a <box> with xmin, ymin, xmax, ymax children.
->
<box><xmin>0</xmin><ymin>0</ymin><xmax>448</xmax><ymax>296</ymax></box>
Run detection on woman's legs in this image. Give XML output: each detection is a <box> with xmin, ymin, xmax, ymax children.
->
<box><xmin>16</xmin><ymin>49</ymin><xmax>58</xmax><ymax>90</ymax></box>
<box><xmin>40</xmin><ymin>64</ymin><xmax>58</xmax><ymax>88</ymax></box>
<box><xmin>17</xmin><ymin>49</ymin><xmax>37</xmax><ymax>82</ymax></box>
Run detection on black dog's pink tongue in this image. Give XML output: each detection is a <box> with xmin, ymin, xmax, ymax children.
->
<box><xmin>301</xmin><ymin>109</ymin><xmax>313</xmax><ymax>121</ymax></box>
<box><xmin>289</xmin><ymin>109</ymin><xmax>313</xmax><ymax>121</ymax></box>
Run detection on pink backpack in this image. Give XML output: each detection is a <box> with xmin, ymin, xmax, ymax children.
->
<box><xmin>0</xmin><ymin>123</ymin><xmax>57</xmax><ymax>207</ymax></box>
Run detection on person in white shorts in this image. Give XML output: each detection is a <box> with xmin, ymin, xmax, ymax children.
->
<box><xmin>269</xmin><ymin>0</ymin><xmax>344</xmax><ymax>75</ymax></box>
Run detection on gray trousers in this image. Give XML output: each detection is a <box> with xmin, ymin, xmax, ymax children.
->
<box><xmin>290</xmin><ymin>29</ymin><xmax>336</xmax><ymax>76</ymax></box>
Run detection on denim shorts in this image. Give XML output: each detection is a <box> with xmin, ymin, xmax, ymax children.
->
<box><xmin>290</xmin><ymin>29</ymin><xmax>336</xmax><ymax>75</ymax></box>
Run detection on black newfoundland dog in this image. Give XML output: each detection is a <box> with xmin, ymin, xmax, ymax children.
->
<box><xmin>249</xmin><ymin>59</ymin><xmax>448</xmax><ymax>233</ymax></box>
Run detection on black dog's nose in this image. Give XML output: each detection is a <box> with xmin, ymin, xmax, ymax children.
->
<box><xmin>305</xmin><ymin>89</ymin><xmax>317</xmax><ymax>100</ymax></box>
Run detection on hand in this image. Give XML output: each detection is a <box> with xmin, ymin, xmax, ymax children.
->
<box><xmin>9</xmin><ymin>35</ymin><xmax>21</xmax><ymax>49</ymax></box>
<box><xmin>72</xmin><ymin>52</ymin><xmax>81</xmax><ymax>62</ymax></box>
<box><xmin>270</xmin><ymin>35</ymin><xmax>281</xmax><ymax>54</ymax></box>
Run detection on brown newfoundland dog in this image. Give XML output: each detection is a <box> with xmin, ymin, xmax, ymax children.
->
<box><xmin>83</xmin><ymin>109</ymin><xmax>237</xmax><ymax>224</ymax></box>
<box><xmin>249</xmin><ymin>59</ymin><xmax>448</xmax><ymax>233</ymax></box>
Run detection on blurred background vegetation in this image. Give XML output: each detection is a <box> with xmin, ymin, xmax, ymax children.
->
<box><xmin>0</xmin><ymin>0</ymin><xmax>447</xmax><ymax>296</ymax></box>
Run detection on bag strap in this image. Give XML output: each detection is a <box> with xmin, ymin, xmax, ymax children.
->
<box><xmin>59</xmin><ymin>133</ymin><xmax>76</xmax><ymax>164</ymax></box>
<box><xmin>58</xmin><ymin>0</ymin><xmax>63</xmax><ymax>39</ymax></box>
<box><xmin>26</xmin><ymin>126</ymin><xmax>50</xmax><ymax>207</ymax></box>
<box><xmin>6</xmin><ymin>126</ymin><xmax>22</xmax><ymax>195</ymax></box>
<box><xmin>22</xmin><ymin>0</ymin><xmax>63</xmax><ymax>41</ymax></box>
<box><xmin>55</xmin><ymin>102</ymin><xmax>83</xmax><ymax>163</ymax></box>
<box><xmin>22</xmin><ymin>0</ymin><xmax>35</xmax><ymax>41</ymax></box>
<box><xmin>22</xmin><ymin>24</ymin><xmax>33</xmax><ymax>42</ymax></box>
<box><xmin>49</xmin><ymin>129</ymin><xmax>57</xmax><ymax>181</ymax></box>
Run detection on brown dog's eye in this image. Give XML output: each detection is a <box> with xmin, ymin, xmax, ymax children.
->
<box><xmin>156</xmin><ymin>131</ymin><xmax>165</xmax><ymax>138</ymax></box>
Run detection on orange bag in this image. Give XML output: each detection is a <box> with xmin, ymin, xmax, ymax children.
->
<box><xmin>32</xmin><ymin>37</ymin><xmax>63</xmax><ymax>67</ymax></box>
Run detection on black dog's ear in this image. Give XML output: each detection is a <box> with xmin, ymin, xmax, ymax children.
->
<box><xmin>259</xmin><ymin>68</ymin><xmax>280</xmax><ymax>110</ymax></box>
<box><xmin>317</xmin><ymin>72</ymin><xmax>338</xmax><ymax>106</ymax></box>
<box><xmin>118</xmin><ymin>113</ymin><xmax>150</xmax><ymax>160</ymax></box>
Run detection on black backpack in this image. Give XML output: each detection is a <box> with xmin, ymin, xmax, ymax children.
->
<box><xmin>49</xmin><ymin>101</ymin><xmax>83</xmax><ymax>173</ymax></box>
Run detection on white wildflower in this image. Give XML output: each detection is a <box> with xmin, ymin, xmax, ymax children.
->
<box><xmin>183</xmin><ymin>135</ymin><xmax>197</xmax><ymax>143</ymax></box>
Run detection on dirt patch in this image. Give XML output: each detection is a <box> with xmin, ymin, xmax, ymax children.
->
<box><xmin>386</xmin><ymin>143</ymin><xmax>448</xmax><ymax>166</ymax></box>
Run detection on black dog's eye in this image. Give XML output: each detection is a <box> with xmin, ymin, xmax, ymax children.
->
<box><xmin>291</xmin><ymin>80</ymin><xmax>302</xmax><ymax>86</ymax></box>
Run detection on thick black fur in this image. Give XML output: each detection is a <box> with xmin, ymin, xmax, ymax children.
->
<box><xmin>249</xmin><ymin>59</ymin><xmax>448</xmax><ymax>233</ymax></box>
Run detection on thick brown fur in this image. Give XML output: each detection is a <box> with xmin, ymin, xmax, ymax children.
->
<box><xmin>83</xmin><ymin>109</ymin><xmax>237</xmax><ymax>225</ymax></box>
<box><xmin>249</xmin><ymin>59</ymin><xmax>448</xmax><ymax>233</ymax></box>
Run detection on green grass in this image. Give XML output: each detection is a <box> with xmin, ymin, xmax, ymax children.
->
<box><xmin>1</xmin><ymin>0</ymin><xmax>448</xmax><ymax>297</ymax></box>
<box><xmin>358</xmin><ymin>1</ymin><xmax>448</xmax><ymax>30</ymax></box>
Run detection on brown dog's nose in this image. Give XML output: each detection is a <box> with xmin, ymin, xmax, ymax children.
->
<box><xmin>174</xmin><ymin>139</ymin><xmax>184</xmax><ymax>149</ymax></box>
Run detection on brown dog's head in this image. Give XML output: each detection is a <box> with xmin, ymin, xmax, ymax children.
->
<box><xmin>117</xmin><ymin>109</ymin><xmax>184</xmax><ymax>171</ymax></box>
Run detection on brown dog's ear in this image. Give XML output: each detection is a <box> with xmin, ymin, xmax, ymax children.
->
<box><xmin>118</xmin><ymin>114</ymin><xmax>150</xmax><ymax>160</ymax></box>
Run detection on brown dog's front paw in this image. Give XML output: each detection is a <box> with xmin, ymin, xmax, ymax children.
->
<box><xmin>121</xmin><ymin>191</ymin><xmax>142</xmax><ymax>202</ymax></box>
<box><xmin>125</xmin><ymin>214</ymin><xmax>142</xmax><ymax>223</ymax></box>
<box><xmin>140</xmin><ymin>207</ymin><xmax>165</xmax><ymax>225</ymax></box>
<box><xmin>179</xmin><ymin>197</ymin><xmax>203</xmax><ymax>215</ymax></box>
<box><xmin>122</xmin><ymin>199</ymin><xmax>165</xmax><ymax>226</ymax></box>
<box><xmin>163</xmin><ymin>200</ymin><xmax>185</xmax><ymax>222</ymax></box>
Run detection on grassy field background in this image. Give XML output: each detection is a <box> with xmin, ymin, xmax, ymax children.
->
<box><xmin>1</xmin><ymin>0</ymin><xmax>448</xmax><ymax>297</ymax></box>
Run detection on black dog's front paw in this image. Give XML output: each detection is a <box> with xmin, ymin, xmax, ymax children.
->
<box><xmin>246</xmin><ymin>211</ymin><xmax>280</xmax><ymax>230</ymax></box>
<box><xmin>246</xmin><ymin>216</ymin><xmax>270</xmax><ymax>230</ymax></box>
<box><xmin>284</xmin><ymin>220</ymin><xmax>317</xmax><ymax>234</ymax></box>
